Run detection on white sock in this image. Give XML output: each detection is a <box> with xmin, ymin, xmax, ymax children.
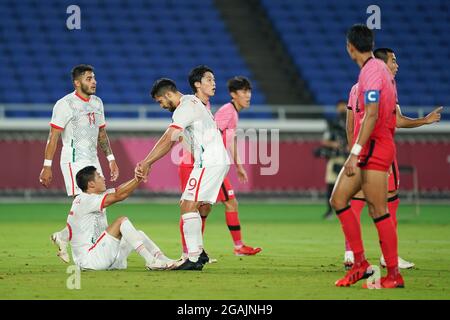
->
<box><xmin>58</xmin><ymin>226</ymin><xmax>70</xmax><ymax>242</ymax></box>
<box><xmin>120</xmin><ymin>219</ymin><xmax>154</xmax><ymax>265</ymax></box>
<box><xmin>138</xmin><ymin>231</ymin><xmax>163</xmax><ymax>258</ymax></box>
<box><xmin>182</xmin><ymin>212</ymin><xmax>203</xmax><ymax>262</ymax></box>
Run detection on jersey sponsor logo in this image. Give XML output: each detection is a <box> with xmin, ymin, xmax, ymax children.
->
<box><xmin>364</xmin><ymin>90</ymin><xmax>380</xmax><ymax>104</ymax></box>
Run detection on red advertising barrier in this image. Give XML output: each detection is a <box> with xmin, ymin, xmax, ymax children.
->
<box><xmin>1</xmin><ymin>139</ymin><xmax>449</xmax><ymax>193</ymax></box>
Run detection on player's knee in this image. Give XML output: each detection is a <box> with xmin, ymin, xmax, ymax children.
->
<box><xmin>199</xmin><ymin>204</ymin><xmax>211</xmax><ymax>216</ymax></box>
<box><xmin>329</xmin><ymin>195</ymin><xmax>339</xmax><ymax>209</ymax></box>
<box><xmin>180</xmin><ymin>200</ymin><xmax>197</xmax><ymax>213</ymax></box>
<box><xmin>118</xmin><ymin>216</ymin><xmax>128</xmax><ymax>224</ymax></box>
<box><xmin>231</xmin><ymin>198</ymin><xmax>239</xmax><ymax>210</ymax></box>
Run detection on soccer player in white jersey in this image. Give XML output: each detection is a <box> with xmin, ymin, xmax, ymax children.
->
<box><xmin>137</xmin><ymin>78</ymin><xmax>231</xmax><ymax>270</ymax></box>
<box><xmin>67</xmin><ymin>165</ymin><xmax>174</xmax><ymax>271</ymax></box>
<box><xmin>38</xmin><ymin>65</ymin><xmax>119</xmax><ymax>263</ymax></box>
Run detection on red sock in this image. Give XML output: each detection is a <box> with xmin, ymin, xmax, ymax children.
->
<box><xmin>201</xmin><ymin>216</ymin><xmax>207</xmax><ymax>235</ymax></box>
<box><xmin>225</xmin><ymin>211</ymin><xmax>243</xmax><ymax>247</ymax></box>
<box><xmin>336</xmin><ymin>206</ymin><xmax>365</xmax><ymax>264</ymax></box>
<box><xmin>179</xmin><ymin>217</ymin><xmax>188</xmax><ymax>254</ymax></box>
<box><xmin>374</xmin><ymin>214</ymin><xmax>399</xmax><ymax>277</ymax></box>
<box><xmin>387</xmin><ymin>195</ymin><xmax>399</xmax><ymax>229</ymax></box>
<box><xmin>345</xmin><ymin>198</ymin><xmax>366</xmax><ymax>251</ymax></box>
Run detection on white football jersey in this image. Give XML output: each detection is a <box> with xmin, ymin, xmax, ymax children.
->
<box><xmin>66</xmin><ymin>188</ymin><xmax>114</xmax><ymax>265</ymax></box>
<box><xmin>171</xmin><ymin>95</ymin><xmax>230</xmax><ymax>168</ymax></box>
<box><xmin>50</xmin><ymin>91</ymin><xmax>106</xmax><ymax>163</ymax></box>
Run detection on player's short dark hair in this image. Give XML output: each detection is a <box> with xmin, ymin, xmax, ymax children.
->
<box><xmin>71</xmin><ymin>64</ymin><xmax>94</xmax><ymax>82</ymax></box>
<box><xmin>227</xmin><ymin>76</ymin><xmax>252</xmax><ymax>93</ymax></box>
<box><xmin>150</xmin><ymin>78</ymin><xmax>178</xmax><ymax>98</ymax></box>
<box><xmin>346</xmin><ymin>24</ymin><xmax>374</xmax><ymax>53</ymax></box>
<box><xmin>374</xmin><ymin>47</ymin><xmax>395</xmax><ymax>63</ymax></box>
<box><xmin>76</xmin><ymin>166</ymin><xmax>97</xmax><ymax>192</ymax></box>
<box><xmin>188</xmin><ymin>65</ymin><xmax>214</xmax><ymax>93</ymax></box>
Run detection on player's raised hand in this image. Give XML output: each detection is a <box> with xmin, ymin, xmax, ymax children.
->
<box><xmin>39</xmin><ymin>167</ymin><xmax>52</xmax><ymax>187</ymax></box>
<box><xmin>237</xmin><ymin>167</ymin><xmax>248</xmax><ymax>184</ymax></box>
<box><xmin>109</xmin><ymin>159</ymin><xmax>119</xmax><ymax>182</ymax></box>
<box><xmin>425</xmin><ymin>106</ymin><xmax>443</xmax><ymax>124</ymax></box>
<box><xmin>344</xmin><ymin>154</ymin><xmax>358</xmax><ymax>177</ymax></box>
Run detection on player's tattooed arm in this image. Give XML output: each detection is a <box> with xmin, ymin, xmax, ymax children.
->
<box><xmin>98</xmin><ymin>127</ymin><xmax>120</xmax><ymax>181</ymax></box>
<box><xmin>98</xmin><ymin>127</ymin><xmax>113</xmax><ymax>156</ymax></box>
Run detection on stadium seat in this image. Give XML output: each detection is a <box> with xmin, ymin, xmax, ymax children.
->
<box><xmin>260</xmin><ymin>0</ymin><xmax>450</xmax><ymax>107</ymax></box>
<box><xmin>0</xmin><ymin>0</ymin><xmax>267</xmax><ymax>117</ymax></box>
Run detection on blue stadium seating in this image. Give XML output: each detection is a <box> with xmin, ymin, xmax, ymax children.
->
<box><xmin>261</xmin><ymin>0</ymin><xmax>450</xmax><ymax>107</ymax></box>
<box><xmin>0</xmin><ymin>0</ymin><xmax>266</xmax><ymax>118</ymax></box>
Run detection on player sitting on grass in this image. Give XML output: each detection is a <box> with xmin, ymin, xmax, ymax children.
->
<box><xmin>66</xmin><ymin>165</ymin><xmax>175</xmax><ymax>271</ymax></box>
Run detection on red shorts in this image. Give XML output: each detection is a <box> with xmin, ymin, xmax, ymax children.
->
<box><xmin>388</xmin><ymin>159</ymin><xmax>400</xmax><ymax>192</ymax></box>
<box><xmin>178</xmin><ymin>165</ymin><xmax>235</xmax><ymax>203</ymax></box>
<box><xmin>357</xmin><ymin>138</ymin><xmax>395</xmax><ymax>172</ymax></box>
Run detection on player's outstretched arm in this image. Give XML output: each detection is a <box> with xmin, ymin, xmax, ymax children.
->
<box><xmin>102</xmin><ymin>168</ymin><xmax>145</xmax><ymax>208</ymax></box>
<box><xmin>98</xmin><ymin>127</ymin><xmax>119</xmax><ymax>182</ymax></box>
<box><xmin>39</xmin><ymin>127</ymin><xmax>62</xmax><ymax>187</ymax></box>
<box><xmin>396</xmin><ymin>105</ymin><xmax>443</xmax><ymax>128</ymax></box>
<box><xmin>138</xmin><ymin>126</ymin><xmax>181</xmax><ymax>179</ymax></box>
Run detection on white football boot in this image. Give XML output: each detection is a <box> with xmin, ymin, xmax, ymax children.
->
<box><xmin>380</xmin><ymin>255</ymin><xmax>415</xmax><ymax>269</ymax></box>
<box><xmin>51</xmin><ymin>232</ymin><xmax>70</xmax><ymax>263</ymax></box>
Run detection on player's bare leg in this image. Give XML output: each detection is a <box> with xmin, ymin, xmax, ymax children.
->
<box><xmin>330</xmin><ymin>167</ymin><xmax>373</xmax><ymax>286</ymax></box>
<box><xmin>361</xmin><ymin>170</ymin><xmax>404</xmax><ymax>288</ymax></box>
<box><xmin>222</xmin><ymin>198</ymin><xmax>261</xmax><ymax>256</ymax></box>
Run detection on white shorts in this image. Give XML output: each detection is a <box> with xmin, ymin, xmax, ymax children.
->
<box><xmin>181</xmin><ymin>165</ymin><xmax>230</xmax><ymax>204</ymax></box>
<box><xmin>60</xmin><ymin>160</ymin><xmax>104</xmax><ymax>196</ymax></box>
<box><xmin>80</xmin><ymin>232</ymin><xmax>132</xmax><ymax>271</ymax></box>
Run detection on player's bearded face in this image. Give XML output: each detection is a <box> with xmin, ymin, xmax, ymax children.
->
<box><xmin>79</xmin><ymin>72</ymin><xmax>97</xmax><ymax>96</ymax></box>
<box><xmin>156</xmin><ymin>96</ymin><xmax>176</xmax><ymax>113</ymax></box>
<box><xmin>166</xmin><ymin>100</ymin><xmax>177</xmax><ymax>113</ymax></box>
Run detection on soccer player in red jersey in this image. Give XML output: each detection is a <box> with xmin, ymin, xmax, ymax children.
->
<box><xmin>330</xmin><ymin>24</ymin><xmax>403</xmax><ymax>288</ymax></box>
<box><xmin>343</xmin><ymin>48</ymin><xmax>443</xmax><ymax>270</ymax></box>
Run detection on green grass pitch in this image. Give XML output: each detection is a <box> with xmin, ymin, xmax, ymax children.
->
<box><xmin>0</xmin><ymin>202</ymin><xmax>449</xmax><ymax>300</ymax></box>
